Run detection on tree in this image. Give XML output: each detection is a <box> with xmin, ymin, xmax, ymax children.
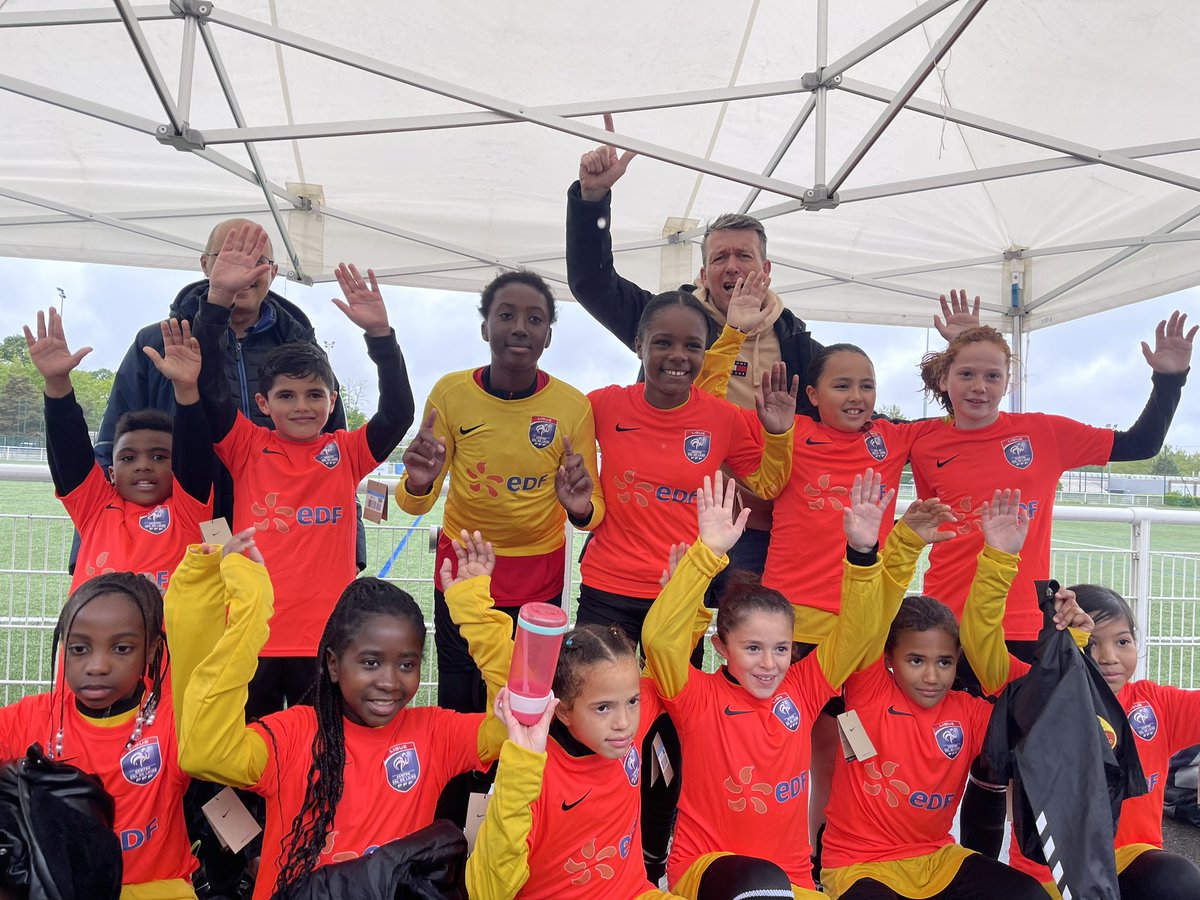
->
<box><xmin>0</xmin><ymin>335</ymin><xmax>29</xmax><ymax>364</ymax></box>
<box><xmin>337</xmin><ymin>378</ymin><xmax>368</xmax><ymax>430</ymax></box>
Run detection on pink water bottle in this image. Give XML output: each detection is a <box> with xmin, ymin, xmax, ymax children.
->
<box><xmin>507</xmin><ymin>602</ymin><xmax>569</xmax><ymax>725</ymax></box>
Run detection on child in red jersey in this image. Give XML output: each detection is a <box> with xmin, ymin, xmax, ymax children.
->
<box><xmin>26</xmin><ymin>307</ymin><xmax>212</xmax><ymax>593</ymax></box>
<box><xmin>0</xmin><ymin>528</ymin><xmax>261</xmax><ymax>900</ymax></box>
<box><xmin>177</xmin><ymin>544</ymin><xmax>505</xmax><ymax>900</ymax></box>
<box><xmin>963</xmin><ymin>576</ymin><xmax>1200</xmax><ymax>900</ymax></box>
<box><xmin>193</xmin><ymin>222</ymin><xmax>414</xmax><ymax>718</ymax></box>
<box><xmin>819</xmin><ymin>492</ymin><xmax>1091</xmax><ymax>900</ymax></box>
<box><xmin>642</xmin><ymin>471</ymin><xmax>954</xmax><ymax>897</ymax></box>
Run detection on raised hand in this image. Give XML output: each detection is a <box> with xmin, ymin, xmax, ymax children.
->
<box><xmin>697</xmin><ymin>471</ymin><xmax>750</xmax><ymax>558</ymax></box>
<box><xmin>659</xmin><ymin>541</ymin><xmax>689</xmax><ymax>590</ymax></box>
<box><xmin>206</xmin><ymin>222</ymin><xmax>273</xmax><ymax>307</ymax></box>
<box><xmin>726</xmin><ymin>271</ymin><xmax>772</xmax><ymax>333</ymax></box>
<box><xmin>899</xmin><ymin>497</ymin><xmax>956</xmax><ymax>545</ymax></box>
<box><xmin>1140</xmin><ymin>310</ymin><xmax>1196</xmax><ymax>373</ymax></box>
<box><xmin>221</xmin><ymin>527</ymin><xmax>265</xmax><ymax>566</ymax></box>
<box><xmin>24</xmin><ymin>307</ymin><xmax>91</xmax><ymax>397</ymax></box>
<box><xmin>932</xmin><ymin>288</ymin><xmax>981</xmax><ymax>341</ymax></box>
<box><xmin>143</xmin><ymin>318</ymin><xmax>202</xmax><ymax>388</ymax></box>
<box><xmin>1051</xmin><ymin>587</ymin><xmax>1095</xmax><ymax>633</ymax></box>
<box><xmin>554</xmin><ymin>435</ymin><xmax>594</xmax><ymax>520</ymax></box>
<box><xmin>438</xmin><ymin>529</ymin><xmax>496</xmax><ymax>591</ymax></box>
<box><xmin>754</xmin><ymin>361</ymin><xmax>799</xmax><ymax>434</ymax></box>
<box><xmin>978</xmin><ymin>488</ymin><xmax>1030</xmax><ymax>556</ymax></box>
<box><xmin>578</xmin><ymin>113</ymin><xmax>638</xmax><ymax>202</ymax></box>
<box><xmin>495</xmin><ymin>687</ymin><xmax>558</xmax><ymax>754</ymax></box>
<box><xmin>843</xmin><ymin>469</ymin><xmax>896</xmax><ymax>553</ymax></box>
<box><xmin>402</xmin><ymin>410</ymin><xmax>446</xmax><ymax>495</ymax></box>
<box><xmin>332</xmin><ymin>262</ymin><xmax>391</xmax><ymax>337</ymax></box>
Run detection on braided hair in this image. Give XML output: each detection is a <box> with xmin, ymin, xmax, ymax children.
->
<box><xmin>270</xmin><ymin>578</ymin><xmax>425</xmax><ymax>899</ymax></box>
<box><xmin>553</xmin><ymin>624</ymin><xmax>637</xmax><ymax>709</ymax></box>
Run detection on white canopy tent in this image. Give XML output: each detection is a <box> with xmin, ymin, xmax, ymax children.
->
<box><xmin>2</xmin><ymin>0</ymin><xmax>1199</xmax><ymax>409</ymax></box>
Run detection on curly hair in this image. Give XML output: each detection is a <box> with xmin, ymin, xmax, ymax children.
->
<box><xmin>918</xmin><ymin>325</ymin><xmax>1012</xmax><ymax>414</ymax></box>
<box><xmin>478</xmin><ymin>269</ymin><xmax>558</xmax><ymax>323</ymax></box>
<box><xmin>885</xmin><ymin>595</ymin><xmax>960</xmax><ymax>651</ymax></box>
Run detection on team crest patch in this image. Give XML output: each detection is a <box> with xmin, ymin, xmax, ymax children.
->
<box><xmin>1129</xmin><ymin>702</ymin><xmax>1158</xmax><ymax>741</ymax></box>
<box><xmin>732</xmin><ymin>360</ymin><xmax>749</xmax><ymax>379</ymax></box>
<box><xmin>772</xmin><ymin>694</ymin><xmax>800</xmax><ymax>732</ymax></box>
<box><xmin>528</xmin><ymin>416</ymin><xmax>558</xmax><ymax>449</ymax></box>
<box><xmin>384</xmin><ymin>742</ymin><xmax>421</xmax><ymax>793</ymax></box>
<box><xmin>864</xmin><ymin>431</ymin><xmax>888</xmax><ymax>461</ymax></box>
<box><xmin>314</xmin><ymin>441</ymin><xmax>341</xmax><ymax>469</ymax></box>
<box><xmin>684</xmin><ymin>430</ymin><xmax>712</xmax><ymax>464</ymax></box>
<box><xmin>623</xmin><ymin>744</ymin><xmax>641</xmax><ymax>786</ymax></box>
<box><xmin>1002</xmin><ymin>435</ymin><xmax>1033</xmax><ymax>469</ymax></box>
<box><xmin>934</xmin><ymin>721</ymin><xmax>964</xmax><ymax>760</ymax></box>
<box><xmin>138</xmin><ymin>506</ymin><xmax>170</xmax><ymax>535</ymax></box>
<box><xmin>121</xmin><ymin>737</ymin><xmax>162</xmax><ymax>786</ymax></box>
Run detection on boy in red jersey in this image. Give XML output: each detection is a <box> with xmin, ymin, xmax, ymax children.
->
<box><xmin>193</xmin><ymin>222</ymin><xmax>414</xmax><ymax>716</ymax></box>
<box><xmin>27</xmin><ymin>307</ymin><xmax>212</xmax><ymax>593</ymax></box>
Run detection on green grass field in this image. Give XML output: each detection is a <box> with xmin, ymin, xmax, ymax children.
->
<box><xmin>1</xmin><ymin>480</ymin><xmax>1197</xmax><ymax>704</ymax></box>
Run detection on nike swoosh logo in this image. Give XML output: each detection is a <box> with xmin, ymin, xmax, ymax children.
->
<box><xmin>459</xmin><ymin>423</ymin><xmax>485</xmax><ymax>435</ymax></box>
<box><xmin>561</xmin><ymin>790</ymin><xmax>591</xmax><ymax>811</ymax></box>
<box><xmin>805</xmin><ymin>437</ymin><xmax>831</xmax><ymax>445</ymax></box>
<box><xmin>261</xmin><ymin>447</ymin><xmax>286</xmax><ymax>456</ymax></box>
<box><xmin>724</xmin><ymin>706</ymin><xmax>752</xmax><ymax>716</ymax></box>
<box><xmin>936</xmin><ymin>455</ymin><xmax>959</xmax><ymax>468</ymax></box>
<box><xmin>103</xmin><ymin>504</ymin><xmax>121</xmax><ymax>512</ymax></box>
<box><xmin>887</xmin><ymin>705</ymin><xmax>914</xmax><ymax>717</ymax></box>
<box><xmin>615</xmin><ymin>424</ymin><xmax>640</xmax><ymax>432</ymax></box>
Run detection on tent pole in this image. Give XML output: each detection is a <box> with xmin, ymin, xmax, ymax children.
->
<box><xmin>736</xmin><ymin>95</ymin><xmax>816</xmax><ymax>214</ymax></box>
<box><xmin>0</xmin><ymin>186</ymin><xmax>201</xmax><ymax>252</ymax></box>
<box><xmin>1007</xmin><ymin>260</ymin><xmax>1026</xmax><ymax>413</ymax></box>
<box><xmin>822</xmin><ymin>0</ymin><xmax>961</xmax><ymax>81</ymax></box>
<box><xmin>113</xmin><ymin>0</ymin><xmax>183</xmax><ymax>134</ymax></box>
<box><xmin>813</xmin><ymin>0</ymin><xmax>829</xmax><ymax>188</ymax></box>
<box><xmin>176</xmin><ymin>13</ymin><xmax>198</xmax><ymax>124</ymax></box>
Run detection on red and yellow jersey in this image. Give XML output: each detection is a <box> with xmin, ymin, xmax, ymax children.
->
<box><xmin>584</xmin><ymin>383</ymin><xmax>792</xmax><ymax>597</ymax></box>
<box><xmin>248</xmin><ymin>705</ymin><xmax>487</xmax><ymax>900</ymax></box>
<box><xmin>397</xmin><ymin>369</ymin><xmax>603</xmax><ymax>605</ymax></box>
<box><xmin>215</xmin><ymin>414</ymin><xmax>379</xmax><ymax>656</ymax></box>
<box><xmin>910</xmin><ymin>413</ymin><xmax>1113</xmax><ymax>639</ymax></box>
<box><xmin>62</xmin><ymin>465</ymin><xmax>211</xmax><ymax>593</ymax></box>
<box><xmin>765</xmin><ymin>416</ymin><xmax>940</xmax><ymax>636</ymax></box>
<box><xmin>823</xmin><ymin>661</ymin><xmax>992</xmax><ymax>870</ymax></box>
<box><xmin>0</xmin><ymin>682</ymin><xmax>195</xmax><ymax>892</ymax></box>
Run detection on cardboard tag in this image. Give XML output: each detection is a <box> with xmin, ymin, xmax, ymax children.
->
<box><xmin>363</xmin><ymin>479</ymin><xmax>389</xmax><ymax>523</ymax></box>
<box><xmin>464</xmin><ymin>788</ymin><xmax>491</xmax><ymax>854</ymax></box>
<box><xmin>837</xmin><ymin>709</ymin><xmax>877</xmax><ymax>762</ymax></box>
<box><xmin>651</xmin><ymin>733</ymin><xmax>674</xmax><ymax>787</ymax></box>
<box><xmin>199</xmin><ymin>518</ymin><xmax>235</xmax><ymax>546</ymax></box>
<box><xmin>201</xmin><ymin>786</ymin><xmax>261</xmax><ymax>853</ymax></box>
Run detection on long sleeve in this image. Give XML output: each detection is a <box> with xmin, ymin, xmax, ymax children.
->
<box><xmin>396</xmin><ymin>396</ymin><xmax>454</xmax><ymax>515</ymax></box>
<box><xmin>958</xmin><ymin>544</ymin><xmax>1023</xmax><ymax>695</ymax></box>
<box><xmin>177</xmin><ymin>552</ymin><xmax>273</xmax><ymax>788</ymax></box>
<box><xmin>1110</xmin><ymin>370</ymin><xmax>1188</xmax><ymax>460</ymax></box>
<box><xmin>363</xmin><ymin>330</ymin><xmax>416</xmax><ymax>462</ymax></box>
<box><xmin>441</xmin><ymin>575</ymin><xmax>511</xmax><ymax>764</ymax></box>
<box><xmin>695</xmin><ymin>324</ymin><xmax>747</xmax><ymax>399</ymax></box>
<box><xmin>44</xmin><ymin>391</ymin><xmax>97</xmax><ymax>496</ymax></box>
<box><xmin>567</xmin><ymin>405</ymin><xmax>605</xmax><ymax>530</ymax></box>
<box><xmin>192</xmin><ymin>300</ymin><xmax>238</xmax><ymax>442</ymax></box>
<box><xmin>171</xmin><ymin>399</ymin><xmax>215</xmax><ymax>503</ymax></box>
<box><xmin>738</xmin><ymin>424</ymin><xmax>795</xmax><ymax>500</ymax></box>
<box><xmin>642</xmin><ymin>541</ymin><xmax>726</xmax><ymax>700</ymax></box>
<box><xmin>164</xmin><ymin>546</ymin><xmax>229</xmax><ymax>738</ymax></box>
<box><xmin>848</xmin><ymin>520</ymin><xmax>928</xmax><ymax>672</ymax></box>
<box><xmin>464</xmin><ymin>740</ymin><xmax>542</xmax><ymax>900</ymax></box>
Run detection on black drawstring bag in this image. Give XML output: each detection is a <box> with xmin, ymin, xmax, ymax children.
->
<box><xmin>0</xmin><ymin>744</ymin><xmax>121</xmax><ymax>900</ymax></box>
<box><xmin>980</xmin><ymin>580</ymin><xmax>1147</xmax><ymax>900</ymax></box>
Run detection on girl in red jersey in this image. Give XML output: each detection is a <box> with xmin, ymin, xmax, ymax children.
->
<box><xmin>177</xmin><ymin>542</ymin><xmax>506</xmax><ymax>899</ymax></box>
<box><xmin>963</xmin><ymin>576</ymin><xmax>1200</xmax><ymax>899</ymax></box>
<box><xmin>642</xmin><ymin>471</ymin><xmax>954</xmax><ymax>897</ymax></box>
<box><xmin>819</xmin><ymin>492</ymin><xmax>1091</xmax><ymax>900</ymax></box>
<box><xmin>0</xmin><ymin>529</ymin><xmax>261</xmax><ymax>900</ymax></box>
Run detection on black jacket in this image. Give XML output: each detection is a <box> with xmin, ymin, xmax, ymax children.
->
<box><xmin>566</xmin><ymin>181</ymin><xmax>822</xmax><ymax>412</ymax></box>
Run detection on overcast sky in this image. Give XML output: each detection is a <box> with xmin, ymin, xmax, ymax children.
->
<box><xmin>1</xmin><ymin>256</ymin><xmax>1197</xmax><ymax>455</ymax></box>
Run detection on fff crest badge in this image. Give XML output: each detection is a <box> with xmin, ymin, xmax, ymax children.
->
<box><xmin>139</xmin><ymin>506</ymin><xmax>170</xmax><ymax>535</ymax></box>
<box><xmin>623</xmin><ymin>744</ymin><xmax>641</xmax><ymax>786</ymax></box>
<box><xmin>864</xmin><ymin>430</ymin><xmax>888</xmax><ymax>461</ymax></box>
<box><xmin>683</xmin><ymin>430</ymin><xmax>712</xmax><ymax>464</ymax></box>
<box><xmin>528</xmin><ymin>416</ymin><xmax>558</xmax><ymax>449</ymax></box>
<box><xmin>384</xmin><ymin>742</ymin><xmax>421</xmax><ymax>793</ymax></box>
<box><xmin>314</xmin><ymin>440</ymin><xmax>341</xmax><ymax>469</ymax></box>
<box><xmin>121</xmin><ymin>737</ymin><xmax>163</xmax><ymax>786</ymax></box>
<box><xmin>1002</xmin><ymin>435</ymin><xmax>1033</xmax><ymax>469</ymax></box>
<box><xmin>934</xmin><ymin>721</ymin><xmax>965</xmax><ymax>760</ymax></box>
<box><xmin>1129</xmin><ymin>702</ymin><xmax>1159</xmax><ymax>741</ymax></box>
<box><xmin>772</xmin><ymin>694</ymin><xmax>800</xmax><ymax>732</ymax></box>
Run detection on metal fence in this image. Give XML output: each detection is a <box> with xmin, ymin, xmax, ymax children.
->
<box><xmin>1</xmin><ymin>504</ymin><xmax>1198</xmax><ymax>706</ymax></box>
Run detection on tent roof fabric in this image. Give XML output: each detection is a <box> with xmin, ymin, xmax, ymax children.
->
<box><xmin>1</xmin><ymin>0</ymin><xmax>1198</xmax><ymax>332</ymax></box>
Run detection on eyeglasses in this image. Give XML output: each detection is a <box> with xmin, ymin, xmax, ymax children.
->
<box><xmin>202</xmin><ymin>252</ymin><xmax>276</xmax><ymax>268</ymax></box>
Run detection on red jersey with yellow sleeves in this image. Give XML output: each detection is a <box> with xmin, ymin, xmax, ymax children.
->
<box><xmin>215</xmin><ymin>414</ymin><xmax>379</xmax><ymax>656</ymax></box>
<box><xmin>643</xmin><ymin>525</ymin><xmax>924</xmax><ymax>890</ymax></box>
<box><xmin>909</xmin><ymin>412</ymin><xmax>1113</xmax><ymax>639</ymax></box>
<box><xmin>62</xmin><ymin>464</ymin><xmax>210</xmax><ymax>593</ymax></box>
<box><xmin>584</xmin><ymin>383</ymin><xmax>793</xmax><ymax>597</ymax></box>
<box><xmin>396</xmin><ymin>369</ymin><xmax>603</xmax><ymax>605</ymax></box>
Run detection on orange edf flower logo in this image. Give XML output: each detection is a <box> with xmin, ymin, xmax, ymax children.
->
<box><xmin>85</xmin><ymin>551</ymin><xmax>115</xmax><ymax>577</ymax></box>
<box><xmin>250</xmin><ymin>492</ymin><xmax>294</xmax><ymax>533</ymax></box>
<box><xmin>802</xmin><ymin>473</ymin><xmax>849</xmax><ymax>511</ymax></box>
<box><xmin>862</xmin><ymin>759</ymin><xmax>911</xmax><ymax>807</ymax></box>
<box><xmin>563</xmin><ymin>837</ymin><xmax>618</xmax><ymax>884</ymax></box>
<box><xmin>725</xmin><ymin>765</ymin><xmax>772</xmax><ymax>814</ymax></box>
<box><xmin>613</xmin><ymin>469</ymin><xmax>652</xmax><ymax>507</ymax></box>
<box><xmin>466</xmin><ymin>461</ymin><xmax>504</xmax><ymax>498</ymax></box>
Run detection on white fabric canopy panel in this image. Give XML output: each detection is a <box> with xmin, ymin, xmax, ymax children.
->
<box><xmin>1</xmin><ymin>0</ymin><xmax>1198</xmax><ymax>333</ymax></box>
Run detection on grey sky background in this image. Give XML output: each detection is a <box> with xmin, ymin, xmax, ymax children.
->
<box><xmin>1</xmin><ymin>256</ymin><xmax>1197</xmax><ymax>457</ymax></box>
